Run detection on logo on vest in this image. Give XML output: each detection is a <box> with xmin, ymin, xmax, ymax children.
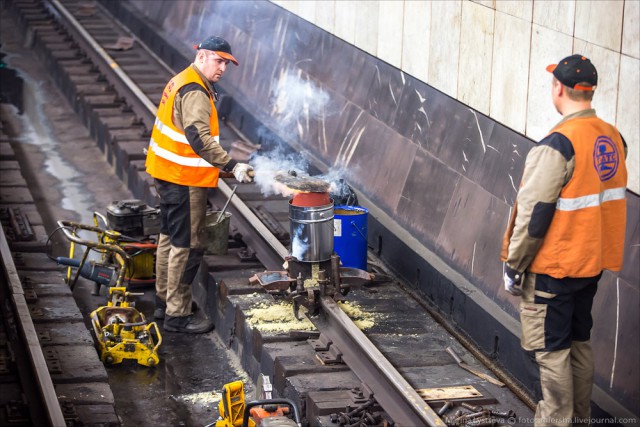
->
<box><xmin>593</xmin><ymin>136</ymin><xmax>619</xmax><ymax>181</ymax></box>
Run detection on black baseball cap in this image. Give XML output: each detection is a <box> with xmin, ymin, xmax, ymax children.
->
<box><xmin>546</xmin><ymin>54</ymin><xmax>597</xmax><ymax>91</ymax></box>
<box><xmin>194</xmin><ymin>36</ymin><xmax>238</xmax><ymax>66</ymax></box>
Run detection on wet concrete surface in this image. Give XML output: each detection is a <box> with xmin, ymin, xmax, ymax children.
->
<box><xmin>1</xmin><ymin>12</ymin><xmax>252</xmax><ymax>427</ymax></box>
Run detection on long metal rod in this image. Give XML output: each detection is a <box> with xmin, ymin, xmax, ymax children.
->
<box><xmin>318</xmin><ymin>297</ymin><xmax>445</xmax><ymax>426</ymax></box>
<box><xmin>216</xmin><ymin>185</ymin><xmax>237</xmax><ymax>223</ymax></box>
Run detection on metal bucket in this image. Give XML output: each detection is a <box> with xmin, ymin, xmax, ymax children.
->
<box><xmin>289</xmin><ymin>200</ymin><xmax>334</xmax><ymax>262</ymax></box>
<box><xmin>205</xmin><ymin>211</ymin><xmax>231</xmax><ymax>255</ymax></box>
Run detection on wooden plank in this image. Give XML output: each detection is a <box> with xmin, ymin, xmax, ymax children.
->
<box><xmin>416</xmin><ymin>384</ymin><xmax>497</xmax><ymax>407</ymax></box>
<box><xmin>417</xmin><ymin>385</ymin><xmax>483</xmax><ymax>400</ymax></box>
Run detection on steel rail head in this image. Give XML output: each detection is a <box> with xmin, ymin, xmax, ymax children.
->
<box><xmin>318</xmin><ymin>297</ymin><xmax>446</xmax><ymax>427</ymax></box>
<box><xmin>0</xmin><ymin>226</ymin><xmax>67</xmax><ymax>426</ymax></box>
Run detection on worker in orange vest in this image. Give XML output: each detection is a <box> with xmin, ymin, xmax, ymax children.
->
<box><xmin>146</xmin><ymin>36</ymin><xmax>253</xmax><ymax>334</ymax></box>
<box><xmin>502</xmin><ymin>55</ymin><xmax>627</xmax><ymax>426</ymax></box>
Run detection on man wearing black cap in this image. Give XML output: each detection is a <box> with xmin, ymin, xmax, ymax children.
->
<box><xmin>501</xmin><ymin>55</ymin><xmax>628</xmax><ymax>425</ymax></box>
<box><xmin>145</xmin><ymin>36</ymin><xmax>253</xmax><ymax>334</ymax></box>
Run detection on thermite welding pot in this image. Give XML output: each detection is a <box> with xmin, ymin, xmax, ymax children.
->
<box><xmin>289</xmin><ymin>200</ymin><xmax>334</xmax><ymax>262</ymax></box>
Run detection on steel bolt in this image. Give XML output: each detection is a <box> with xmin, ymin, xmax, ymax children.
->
<box><xmin>461</xmin><ymin>403</ymin><xmax>483</xmax><ymax>412</ymax></box>
<box><xmin>438</xmin><ymin>401</ymin><xmax>454</xmax><ymax>416</ymax></box>
<box><xmin>489</xmin><ymin>409</ymin><xmax>516</xmax><ymax>419</ymax></box>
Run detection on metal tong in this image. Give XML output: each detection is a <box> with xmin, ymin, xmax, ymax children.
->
<box><xmin>446</xmin><ymin>347</ymin><xmax>505</xmax><ymax>387</ymax></box>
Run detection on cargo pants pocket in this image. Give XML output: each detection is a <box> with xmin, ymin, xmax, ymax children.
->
<box><xmin>520</xmin><ymin>302</ymin><xmax>547</xmax><ymax>351</ymax></box>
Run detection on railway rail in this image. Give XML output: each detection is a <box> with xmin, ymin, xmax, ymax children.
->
<box><xmin>0</xmin><ymin>225</ymin><xmax>67</xmax><ymax>426</ymax></box>
<box><xmin>0</xmin><ymin>120</ymin><xmax>119</xmax><ymax>425</ymax></box>
<box><xmin>1</xmin><ymin>0</ymin><xmax>535</xmax><ymax>425</ymax></box>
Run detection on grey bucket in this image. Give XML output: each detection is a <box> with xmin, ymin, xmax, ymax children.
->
<box><xmin>205</xmin><ymin>211</ymin><xmax>231</xmax><ymax>255</ymax></box>
<box><xmin>289</xmin><ymin>201</ymin><xmax>334</xmax><ymax>262</ymax></box>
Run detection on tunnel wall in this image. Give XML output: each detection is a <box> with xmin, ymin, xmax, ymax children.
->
<box><xmin>103</xmin><ymin>0</ymin><xmax>639</xmax><ymax>417</ymax></box>
<box><xmin>271</xmin><ymin>0</ymin><xmax>640</xmax><ymax>197</ymax></box>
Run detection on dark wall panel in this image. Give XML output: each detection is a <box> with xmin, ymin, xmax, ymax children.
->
<box><xmin>396</xmin><ymin>149</ymin><xmax>459</xmax><ymax>245</ymax></box>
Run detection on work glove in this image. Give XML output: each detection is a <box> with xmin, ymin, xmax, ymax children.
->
<box><xmin>503</xmin><ymin>264</ymin><xmax>523</xmax><ymax>296</ymax></box>
<box><xmin>232</xmin><ymin>163</ymin><xmax>254</xmax><ymax>183</ymax></box>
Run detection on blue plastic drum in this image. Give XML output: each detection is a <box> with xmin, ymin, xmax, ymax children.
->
<box><xmin>333</xmin><ymin>206</ymin><xmax>368</xmax><ymax>270</ymax></box>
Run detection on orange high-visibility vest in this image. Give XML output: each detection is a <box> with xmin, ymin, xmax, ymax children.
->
<box><xmin>529</xmin><ymin>116</ymin><xmax>627</xmax><ymax>278</ymax></box>
<box><xmin>145</xmin><ymin>66</ymin><xmax>220</xmax><ymax>187</ymax></box>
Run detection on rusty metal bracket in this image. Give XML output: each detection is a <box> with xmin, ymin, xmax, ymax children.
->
<box><xmin>24</xmin><ymin>288</ymin><xmax>37</xmax><ymax>303</ymax></box>
<box><xmin>316</xmin><ymin>344</ymin><xmax>343</xmax><ymax>365</ymax></box>
<box><xmin>308</xmin><ymin>333</ymin><xmax>343</xmax><ymax>365</ymax></box>
<box><xmin>5</xmin><ymin>400</ymin><xmax>29</xmax><ymax>423</ymax></box>
<box><xmin>308</xmin><ymin>333</ymin><xmax>332</xmax><ymax>351</ymax></box>
<box><xmin>0</xmin><ymin>348</ymin><xmax>11</xmax><ymax>375</ymax></box>
<box><xmin>43</xmin><ymin>348</ymin><xmax>62</xmax><ymax>374</ymax></box>
<box><xmin>0</xmin><ymin>207</ymin><xmax>35</xmax><ymax>242</ymax></box>
<box><xmin>29</xmin><ymin>306</ymin><xmax>43</xmax><ymax>317</ymax></box>
<box><xmin>37</xmin><ymin>330</ymin><xmax>51</xmax><ymax>343</ymax></box>
<box><xmin>60</xmin><ymin>399</ymin><xmax>79</xmax><ymax>423</ymax></box>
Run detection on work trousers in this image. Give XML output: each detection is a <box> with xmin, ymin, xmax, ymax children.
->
<box><xmin>154</xmin><ymin>178</ymin><xmax>208</xmax><ymax>317</ymax></box>
<box><xmin>520</xmin><ymin>272</ymin><xmax>600</xmax><ymax>427</ymax></box>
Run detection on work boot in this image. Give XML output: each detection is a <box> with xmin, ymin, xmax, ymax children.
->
<box><xmin>155</xmin><ymin>300</ymin><xmax>197</xmax><ymax>320</ymax></box>
<box><xmin>163</xmin><ymin>315</ymin><xmax>214</xmax><ymax>334</ymax></box>
<box><xmin>154</xmin><ymin>297</ymin><xmax>166</xmax><ymax>320</ymax></box>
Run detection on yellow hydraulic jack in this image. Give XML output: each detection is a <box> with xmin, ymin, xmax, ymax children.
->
<box><xmin>90</xmin><ymin>287</ymin><xmax>162</xmax><ymax>367</ymax></box>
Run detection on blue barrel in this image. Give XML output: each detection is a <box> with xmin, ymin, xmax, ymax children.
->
<box><xmin>333</xmin><ymin>206</ymin><xmax>368</xmax><ymax>270</ymax></box>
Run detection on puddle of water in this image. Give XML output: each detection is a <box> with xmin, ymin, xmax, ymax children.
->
<box><xmin>19</xmin><ymin>78</ymin><xmax>96</xmax><ymax>225</ymax></box>
<box><xmin>2</xmin><ymin>48</ymin><xmax>97</xmax><ymax>227</ymax></box>
<box><xmin>2</xmin><ymin>58</ymin><xmax>102</xmax><ymax>256</ymax></box>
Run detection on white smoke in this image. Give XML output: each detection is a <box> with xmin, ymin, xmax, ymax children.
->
<box><xmin>290</xmin><ymin>225</ymin><xmax>309</xmax><ymax>261</ymax></box>
<box><xmin>250</xmin><ymin>148</ymin><xmax>361</xmax><ymax>205</ymax></box>
<box><xmin>251</xmin><ymin>146</ymin><xmax>309</xmax><ymax>198</ymax></box>
<box><xmin>270</xmin><ymin>68</ymin><xmax>331</xmax><ymax>142</ymax></box>
<box><xmin>250</xmin><ymin>66</ymin><xmax>360</xmax><ymax>200</ymax></box>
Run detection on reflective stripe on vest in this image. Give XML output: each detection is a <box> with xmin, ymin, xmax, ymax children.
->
<box><xmin>528</xmin><ymin>114</ymin><xmax>627</xmax><ymax>277</ymax></box>
<box><xmin>556</xmin><ymin>187</ymin><xmax>626</xmax><ymax>211</ymax></box>
<box><xmin>154</xmin><ymin>118</ymin><xmax>220</xmax><ymax>146</ymax></box>
<box><xmin>148</xmin><ymin>139</ymin><xmax>215</xmax><ymax>168</ymax></box>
